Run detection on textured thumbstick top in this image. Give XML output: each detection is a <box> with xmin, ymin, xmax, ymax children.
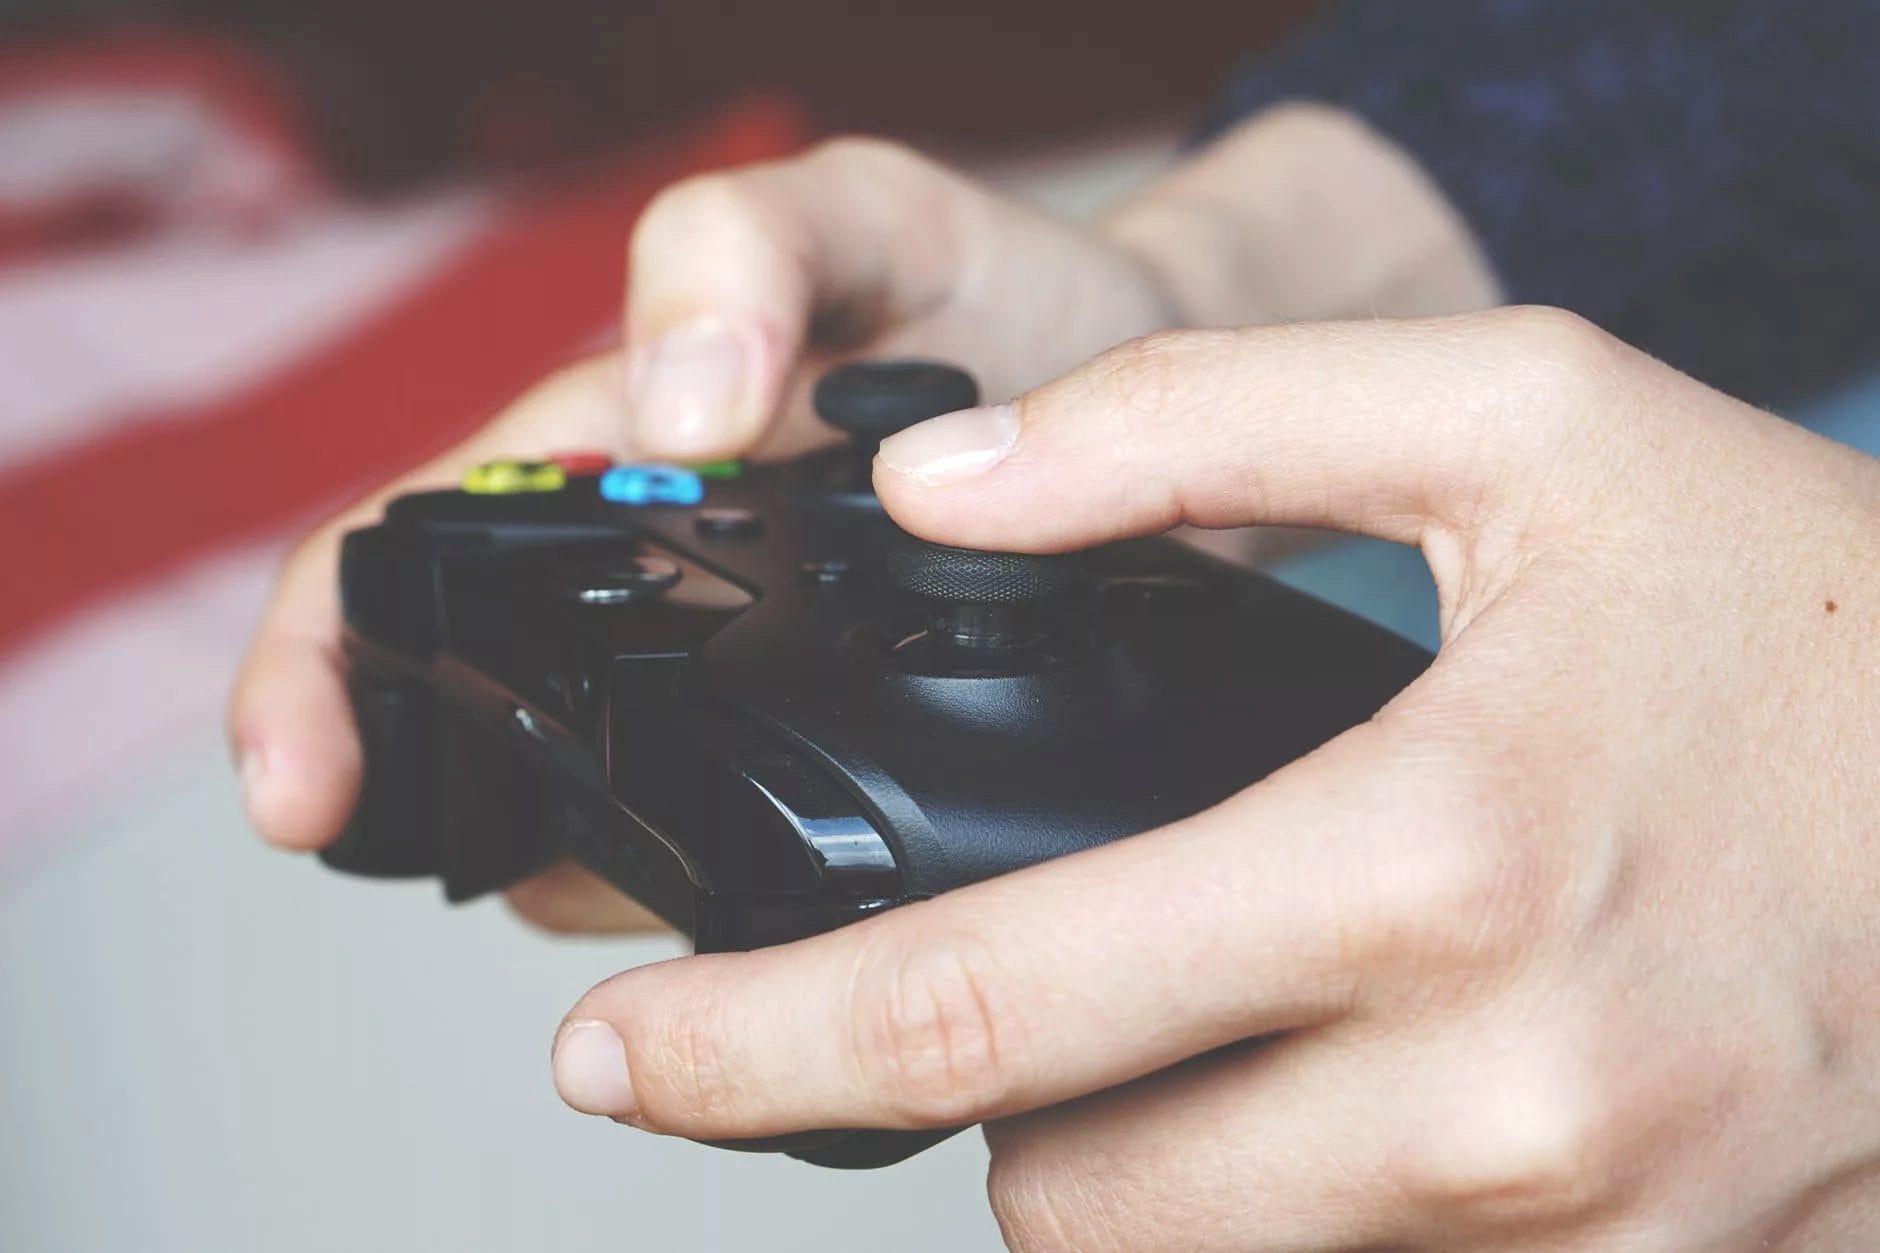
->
<box><xmin>888</xmin><ymin>538</ymin><xmax>1082</xmax><ymax>604</ymax></box>
<box><xmin>813</xmin><ymin>360</ymin><xmax>981</xmax><ymax>443</ymax></box>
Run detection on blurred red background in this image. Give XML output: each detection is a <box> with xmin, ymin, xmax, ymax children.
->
<box><xmin>0</xmin><ymin>2</ymin><xmax>1314</xmax><ymax>870</ymax></box>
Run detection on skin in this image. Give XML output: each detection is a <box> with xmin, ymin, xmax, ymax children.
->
<box><xmin>561</xmin><ymin>313</ymin><xmax>1880</xmax><ymax>1251</ymax></box>
<box><xmin>230</xmin><ymin>106</ymin><xmax>1880</xmax><ymax>1247</ymax></box>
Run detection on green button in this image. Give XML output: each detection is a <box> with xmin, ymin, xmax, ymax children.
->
<box><xmin>690</xmin><ymin>459</ymin><xmax>743</xmax><ymax>480</ymax></box>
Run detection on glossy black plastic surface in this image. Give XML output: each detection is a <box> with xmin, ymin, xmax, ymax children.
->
<box><xmin>325</xmin><ymin>372</ymin><xmax>1432</xmax><ymax>1169</ymax></box>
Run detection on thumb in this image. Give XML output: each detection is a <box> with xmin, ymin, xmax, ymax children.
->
<box><xmin>872</xmin><ymin>309</ymin><xmax>1641</xmax><ymax>555</ymax></box>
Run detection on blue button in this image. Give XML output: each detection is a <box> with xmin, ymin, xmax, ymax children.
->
<box><xmin>598</xmin><ymin>463</ymin><xmax>705</xmax><ymax>506</ymax></box>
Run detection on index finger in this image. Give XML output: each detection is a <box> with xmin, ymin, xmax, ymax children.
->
<box><xmin>549</xmin><ymin>721</ymin><xmax>1493</xmax><ymax>1138</ymax></box>
<box><xmin>622</xmin><ymin>139</ymin><xmax>977</xmax><ymax>459</ymax></box>
<box><xmin>228</xmin><ymin>354</ymin><xmax>630</xmax><ymax>850</ymax></box>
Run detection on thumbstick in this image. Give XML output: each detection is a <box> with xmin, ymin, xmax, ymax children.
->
<box><xmin>888</xmin><ymin>540</ymin><xmax>1080</xmax><ymax>605</ymax></box>
<box><xmin>814</xmin><ymin>361</ymin><xmax>980</xmax><ymax>447</ymax></box>
<box><xmin>889</xmin><ymin>535</ymin><xmax>1086</xmax><ymax>653</ymax></box>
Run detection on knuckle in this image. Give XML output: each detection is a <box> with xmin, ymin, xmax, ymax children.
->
<box><xmin>1344</xmin><ymin>754</ymin><xmax>1538</xmax><ymax>974</ymax></box>
<box><xmin>1488</xmin><ymin>305</ymin><xmax>1626</xmax><ymax>380</ymax></box>
<box><xmin>633</xmin><ymin>171</ymin><xmax>769</xmax><ymax>257</ymax></box>
<box><xmin>804</xmin><ymin>133</ymin><xmax>931</xmax><ymax>180</ymax></box>
<box><xmin>1094</xmin><ymin>328</ymin><xmax>1226</xmax><ymax>407</ymax></box>
<box><xmin>1477</xmin><ymin>306</ymin><xmax>1662</xmax><ymax>544</ymax></box>
<box><xmin>1079</xmin><ymin>329</ymin><xmax>1249</xmax><ymax>517</ymax></box>
<box><xmin>1417</xmin><ymin>305</ymin><xmax>1641</xmax><ymax>543</ymax></box>
<box><xmin>1395</xmin><ymin>1064</ymin><xmax>1619</xmax><ymax>1229</ymax></box>
<box><xmin>1478</xmin><ymin>305</ymin><xmax>1635</xmax><ymax>454</ymax></box>
<box><xmin>1089</xmin><ymin>327</ymin><xmax>1248</xmax><ymax>438</ymax></box>
<box><xmin>848</xmin><ymin>930</ymin><xmax>1027</xmax><ymax>1127</ymax></box>
<box><xmin>803</xmin><ymin>135</ymin><xmax>974</xmax><ymax>298</ymax></box>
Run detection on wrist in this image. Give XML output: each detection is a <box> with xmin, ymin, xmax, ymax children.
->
<box><xmin>1101</xmin><ymin>102</ymin><xmax>1502</xmax><ymax>327</ymax></box>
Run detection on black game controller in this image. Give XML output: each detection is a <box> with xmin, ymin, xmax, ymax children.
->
<box><xmin>324</xmin><ymin>360</ymin><xmax>1431</xmax><ymax>1168</ymax></box>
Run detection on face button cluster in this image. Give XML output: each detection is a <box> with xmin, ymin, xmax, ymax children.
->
<box><xmin>461</xmin><ymin>454</ymin><xmax>741</xmax><ymax>509</ymax></box>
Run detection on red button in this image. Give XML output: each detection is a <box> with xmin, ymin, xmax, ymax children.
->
<box><xmin>548</xmin><ymin>450</ymin><xmax>613</xmax><ymax>475</ymax></box>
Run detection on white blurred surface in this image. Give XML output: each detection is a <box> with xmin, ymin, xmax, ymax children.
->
<box><xmin>0</xmin><ymin>727</ymin><xmax>1001</xmax><ymax>1253</ymax></box>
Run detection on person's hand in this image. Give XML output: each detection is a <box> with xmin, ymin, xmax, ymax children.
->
<box><xmin>227</xmin><ymin>138</ymin><xmax>1191</xmax><ymax>927</ymax></box>
<box><xmin>230</xmin><ymin>104</ymin><xmax>1499</xmax><ymax>930</ymax></box>
<box><xmin>546</xmin><ymin>309</ymin><xmax>1880</xmax><ymax>1250</ymax></box>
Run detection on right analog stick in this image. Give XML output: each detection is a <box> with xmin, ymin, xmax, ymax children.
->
<box><xmin>888</xmin><ymin>536</ymin><xmax>1085</xmax><ymax>653</ymax></box>
<box><xmin>887</xmin><ymin>540</ymin><xmax>1080</xmax><ymax>606</ymax></box>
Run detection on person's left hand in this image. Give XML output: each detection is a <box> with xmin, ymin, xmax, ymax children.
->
<box><xmin>545</xmin><ymin>310</ymin><xmax>1880</xmax><ymax>1251</ymax></box>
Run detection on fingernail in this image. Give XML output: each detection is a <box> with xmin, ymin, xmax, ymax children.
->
<box><xmin>552</xmin><ymin>1020</ymin><xmax>637</xmax><ymax>1117</ymax></box>
<box><xmin>876</xmin><ymin>403</ymin><xmax>1020</xmax><ymax>486</ymax></box>
<box><xmin>625</xmin><ymin>318</ymin><xmax>762</xmax><ymax>453</ymax></box>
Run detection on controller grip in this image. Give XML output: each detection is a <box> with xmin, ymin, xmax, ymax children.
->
<box><xmin>324</xmin><ymin>663</ymin><xmax>567</xmax><ymax>898</ymax></box>
<box><xmin>321</xmin><ymin>673</ymin><xmax>445</xmax><ymax>878</ymax></box>
<box><xmin>331</xmin><ymin>674</ymin><xmax>952</xmax><ymax>1167</ymax></box>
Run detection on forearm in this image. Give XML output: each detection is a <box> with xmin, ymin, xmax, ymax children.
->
<box><xmin>1100</xmin><ymin>103</ymin><xmax>1500</xmax><ymax>328</ymax></box>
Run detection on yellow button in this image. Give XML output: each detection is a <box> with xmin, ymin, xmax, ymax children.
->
<box><xmin>462</xmin><ymin>459</ymin><xmax>566</xmax><ymax>495</ymax></box>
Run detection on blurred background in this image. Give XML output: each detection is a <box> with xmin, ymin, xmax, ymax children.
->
<box><xmin>0</xmin><ymin>5</ymin><xmax>1340</xmax><ymax>1252</ymax></box>
<box><xmin>12</xmin><ymin>5</ymin><xmax>1880</xmax><ymax>1252</ymax></box>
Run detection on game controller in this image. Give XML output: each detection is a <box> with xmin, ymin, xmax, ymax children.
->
<box><xmin>323</xmin><ymin>360</ymin><xmax>1432</xmax><ymax>1168</ymax></box>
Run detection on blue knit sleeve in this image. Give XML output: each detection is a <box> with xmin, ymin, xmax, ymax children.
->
<box><xmin>1201</xmin><ymin>0</ymin><xmax>1880</xmax><ymax>406</ymax></box>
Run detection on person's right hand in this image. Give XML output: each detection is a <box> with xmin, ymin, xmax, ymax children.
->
<box><xmin>227</xmin><ymin>137</ymin><xmax>1185</xmax><ymax>928</ymax></box>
